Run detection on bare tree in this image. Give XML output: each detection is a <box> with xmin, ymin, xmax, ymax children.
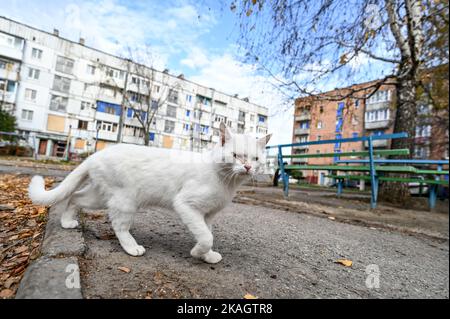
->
<box><xmin>231</xmin><ymin>0</ymin><xmax>448</xmax><ymax>202</ymax></box>
<box><xmin>105</xmin><ymin>48</ymin><xmax>182</xmax><ymax>146</ymax></box>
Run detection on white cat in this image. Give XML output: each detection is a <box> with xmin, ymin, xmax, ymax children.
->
<box><xmin>29</xmin><ymin>123</ymin><xmax>271</xmax><ymax>264</ymax></box>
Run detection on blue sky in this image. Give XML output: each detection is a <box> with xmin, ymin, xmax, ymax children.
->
<box><xmin>0</xmin><ymin>0</ymin><xmax>318</xmax><ymax>145</ymax></box>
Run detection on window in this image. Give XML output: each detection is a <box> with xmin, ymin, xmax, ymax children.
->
<box><xmin>238</xmin><ymin>123</ymin><xmax>245</xmax><ymax>133</ymax></box>
<box><xmin>149</xmin><ymin>132</ymin><xmax>155</xmax><ymax>141</ymax></box>
<box><xmin>86</xmin><ymin>65</ymin><xmax>96</xmax><ymax>75</ymax></box>
<box><xmin>126</xmin><ymin>108</ymin><xmax>134</xmax><ymax>118</ymax></box>
<box><xmin>367</xmin><ymin>90</ymin><xmax>391</xmax><ymax>104</ymax></box>
<box><xmin>24</xmin><ymin>88</ymin><xmax>37</xmax><ymax>101</ymax></box>
<box><xmin>352</xmin><ymin>132</ymin><xmax>359</xmax><ymax>138</ymax></box>
<box><xmin>365</xmin><ymin>109</ymin><xmax>390</xmax><ymax>122</ymax></box>
<box><xmin>154</xmin><ymin>85</ymin><xmax>160</xmax><ymax>93</ymax></box>
<box><xmin>415</xmin><ymin>125</ymin><xmax>432</xmax><ymax>138</ymax></box>
<box><xmin>186</xmin><ymin>110</ymin><xmax>191</xmax><ymax>117</ymax></box>
<box><xmin>106</xmin><ymin>67</ymin><xmax>125</xmax><ymax>80</ymax></box>
<box><xmin>168</xmin><ymin>89</ymin><xmax>179</xmax><ymax>104</ymax></box>
<box><xmin>0</xmin><ymin>80</ymin><xmax>15</xmax><ymax>93</ymax></box>
<box><xmin>186</xmin><ymin>95</ymin><xmax>192</xmax><ymax>103</ymax></box>
<box><xmin>417</xmin><ymin>104</ymin><xmax>431</xmax><ymax>115</ymax></box>
<box><xmin>31</xmin><ymin>48</ymin><xmax>42</xmax><ymax>59</ymax></box>
<box><xmin>258</xmin><ymin>115</ymin><xmax>266</xmax><ymax>123</ymax></box>
<box><xmin>299</xmin><ymin>121</ymin><xmax>309</xmax><ymax>129</ymax></box>
<box><xmin>166</xmin><ymin>105</ymin><xmax>177</xmax><ymax>118</ymax></box>
<box><xmin>196</xmin><ymin>95</ymin><xmax>211</xmax><ymax>106</ymax></box>
<box><xmin>317</xmin><ymin>135</ymin><xmax>322</xmax><ymax>141</ymax></box>
<box><xmin>183</xmin><ymin>123</ymin><xmax>190</xmax><ymax>131</ymax></box>
<box><xmin>52</xmin><ymin>75</ymin><xmax>71</xmax><ymax>93</ymax></box>
<box><xmin>317</xmin><ymin>121</ymin><xmax>323</xmax><ymax>129</ymax></box>
<box><xmin>98</xmin><ymin>121</ymin><xmax>117</xmax><ymax>132</ymax></box>
<box><xmin>250</xmin><ymin>114</ymin><xmax>255</xmax><ymax>122</ymax></box>
<box><xmin>78</xmin><ymin>120</ymin><xmax>88</xmax><ymax>130</ymax></box>
<box><xmin>55</xmin><ymin>56</ymin><xmax>74</xmax><ymax>74</ymax></box>
<box><xmin>214</xmin><ymin>115</ymin><xmax>226</xmax><ymax>123</ymax></box>
<box><xmin>151</xmin><ymin>99</ymin><xmax>159</xmax><ymax>110</ymax></box>
<box><xmin>238</xmin><ymin>111</ymin><xmax>246</xmax><ymax>122</ymax></box>
<box><xmin>0</xmin><ymin>59</ymin><xmax>9</xmax><ymax>70</ymax></box>
<box><xmin>414</xmin><ymin>145</ymin><xmax>430</xmax><ymax>158</ymax></box>
<box><xmin>319</xmin><ymin>106</ymin><xmax>324</xmax><ymax>113</ymax></box>
<box><xmin>164</xmin><ymin>120</ymin><xmax>175</xmax><ymax>133</ymax></box>
<box><xmin>0</xmin><ymin>33</ymin><xmax>23</xmax><ymax>49</ymax></box>
<box><xmin>21</xmin><ymin>109</ymin><xmax>33</xmax><ymax>121</ymax></box>
<box><xmin>201</xmin><ymin>125</ymin><xmax>209</xmax><ymax>134</ymax></box>
<box><xmin>355</xmin><ymin>100</ymin><xmax>359</xmax><ymax>109</ymax></box>
<box><xmin>105</xmin><ymin>106</ymin><xmax>116</xmax><ymax>115</ymax></box>
<box><xmin>28</xmin><ymin>68</ymin><xmax>40</xmax><ymax>80</ymax></box>
<box><xmin>81</xmin><ymin>101</ymin><xmax>92</xmax><ymax>110</ymax></box>
<box><xmin>49</xmin><ymin>95</ymin><xmax>68</xmax><ymax>112</ymax></box>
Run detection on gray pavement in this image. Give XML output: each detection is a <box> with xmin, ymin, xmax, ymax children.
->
<box><xmin>80</xmin><ymin>202</ymin><xmax>449</xmax><ymax>299</ymax></box>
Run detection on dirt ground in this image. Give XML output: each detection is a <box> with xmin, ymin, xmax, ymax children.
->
<box><xmin>235</xmin><ymin>185</ymin><xmax>449</xmax><ymax>240</ymax></box>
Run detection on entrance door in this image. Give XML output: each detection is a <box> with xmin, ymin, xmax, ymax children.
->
<box><xmin>38</xmin><ymin>140</ymin><xmax>48</xmax><ymax>155</ymax></box>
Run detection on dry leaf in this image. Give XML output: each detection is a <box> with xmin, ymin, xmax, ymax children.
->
<box><xmin>243</xmin><ymin>293</ymin><xmax>258</xmax><ymax>299</ymax></box>
<box><xmin>118</xmin><ymin>266</ymin><xmax>131</xmax><ymax>273</ymax></box>
<box><xmin>335</xmin><ymin>259</ymin><xmax>353</xmax><ymax>267</ymax></box>
<box><xmin>0</xmin><ymin>289</ymin><xmax>14</xmax><ymax>298</ymax></box>
<box><xmin>328</xmin><ymin>216</ymin><xmax>336</xmax><ymax>220</ymax></box>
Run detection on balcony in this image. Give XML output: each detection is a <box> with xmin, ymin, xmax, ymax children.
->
<box><xmin>365</xmin><ymin>101</ymin><xmax>390</xmax><ymax>111</ymax></box>
<box><xmin>0</xmin><ymin>90</ymin><xmax>16</xmax><ymax>104</ymax></box>
<box><xmin>0</xmin><ymin>39</ymin><xmax>24</xmax><ymax>61</ymax></box>
<box><xmin>292</xmin><ymin>157</ymin><xmax>308</xmax><ymax>164</ymax></box>
<box><xmin>364</xmin><ymin>139</ymin><xmax>388</xmax><ymax>148</ymax></box>
<box><xmin>292</xmin><ymin>144</ymin><xmax>308</xmax><ymax>150</ymax></box>
<box><xmin>294</xmin><ymin>128</ymin><xmax>309</xmax><ymax>135</ymax></box>
<box><xmin>97</xmin><ymin>131</ymin><xmax>118</xmax><ymax>142</ymax></box>
<box><xmin>365</xmin><ymin>120</ymin><xmax>390</xmax><ymax>130</ymax></box>
<box><xmin>295</xmin><ymin>113</ymin><xmax>311</xmax><ymax>121</ymax></box>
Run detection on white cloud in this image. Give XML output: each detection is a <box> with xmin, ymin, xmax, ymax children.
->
<box><xmin>189</xmin><ymin>51</ymin><xmax>293</xmax><ymax>146</ymax></box>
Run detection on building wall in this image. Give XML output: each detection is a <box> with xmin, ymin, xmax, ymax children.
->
<box><xmin>0</xmin><ymin>17</ymin><xmax>268</xmax><ymax>158</ymax></box>
<box><xmin>292</xmin><ymin>79</ymin><xmax>448</xmax><ymax>184</ymax></box>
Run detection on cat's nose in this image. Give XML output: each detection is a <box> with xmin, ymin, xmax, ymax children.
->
<box><xmin>244</xmin><ymin>164</ymin><xmax>252</xmax><ymax>172</ymax></box>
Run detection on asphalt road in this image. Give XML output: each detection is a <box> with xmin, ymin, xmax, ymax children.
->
<box><xmin>80</xmin><ymin>202</ymin><xmax>449</xmax><ymax>299</ymax></box>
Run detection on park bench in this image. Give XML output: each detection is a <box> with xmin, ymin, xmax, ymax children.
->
<box><xmin>266</xmin><ymin>133</ymin><xmax>449</xmax><ymax>209</ymax></box>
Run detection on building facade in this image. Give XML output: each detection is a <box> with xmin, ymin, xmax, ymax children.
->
<box><xmin>293</xmin><ymin>79</ymin><xmax>448</xmax><ymax>185</ymax></box>
<box><xmin>0</xmin><ymin>17</ymin><xmax>268</xmax><ymax>158</ymax></box>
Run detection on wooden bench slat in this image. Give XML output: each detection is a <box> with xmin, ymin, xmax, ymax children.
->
<box><xmin>282</xmin><ymin>148</ymin><xmax>410</xmax><ymax>159</ymax></box>
<box><xmin>326</xmin><ymin>175</ymin><xmax>449</xmax><ymax>186</ymax></box>
<box><xmin>285</xmin><ymin>165</ymin><xmax>418</xmax><ymax>173</ymax></box>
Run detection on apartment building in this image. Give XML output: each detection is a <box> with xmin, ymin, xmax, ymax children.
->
<box><xmin>293</xmin><ymin>78</ymin><xmax>448</xmax><ymax>185</ymax></box>
<box><xmin>0</xmin><ymin>17</ymin><xmax>268</xmax><ymax>158</ymax></box>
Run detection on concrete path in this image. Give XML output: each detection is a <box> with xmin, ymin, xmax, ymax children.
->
<box><xmin>79</xmin><ymin>202</ymin><xmax>449</xmax><ymax>299</ymax></box>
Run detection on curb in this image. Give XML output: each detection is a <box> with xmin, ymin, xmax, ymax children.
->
<box><xmin>15</xmin><ymin>201</ymin><xmax>86</xmax><ymax>299</ymax></box>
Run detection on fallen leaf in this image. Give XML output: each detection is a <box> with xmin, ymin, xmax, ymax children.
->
<box><xmin>243</xmin><ymin>293</ymin><xmax>258</xmax><ymax>299</ymax></box>
<box><xmin>118</xmin><ymin>266</ymin><xmax>131</xmax><ymax>273</ymax></box>
<box><xmin>0</xmin><ymin>289</ymin><xmax>14</xmax><ymax>298</ymax></box>
<box><xmin>14</xmin><ymin>245</ymin><xmax>28</xmax><ymax>254</ymax></box>
<box><xmin>328</xmin><ymin>216</ymin><xmax>336</xmax><ymax>220</ymax></box>
<box><xmin>335</xmin><ymin>259</ymin><xmax>353</xmax><ymax>267</ymax></box>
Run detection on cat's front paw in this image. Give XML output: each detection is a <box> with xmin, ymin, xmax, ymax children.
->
<box><xmin>61</xmin><ymin>220</ymin><xmax>79</xmax><ymax>229</ymax></box>
<box><xmin>123</xmin><ymin>244</ymin><xmax>146</xmax><ymax>257</ymax></box>
<box><xmin>202</xmin><ymin>251</ymin><xmax>222</xmax><ymax>264</ymax></box>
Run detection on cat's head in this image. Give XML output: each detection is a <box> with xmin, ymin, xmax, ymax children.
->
<box><xmin>214</xmin><ymin>122</ymin><xmax>272</xmax><ymax>177</ymax></box>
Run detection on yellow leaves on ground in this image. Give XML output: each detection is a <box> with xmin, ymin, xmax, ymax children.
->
<box><xmin>335</xmin><ymin>259</ymin><xmax>353</xmax><ymax>267</ymax></box>
<box><xmin>243</xmin><ymin>293</ymin><xmax>258</xmax><ymax>299</ymax></box>
<box><xmin>0</xmin><ymin>174</ymin><xmax>53</xmax><ymax>299</ymax></box>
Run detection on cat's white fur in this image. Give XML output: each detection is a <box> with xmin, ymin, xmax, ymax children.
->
<box><xmin>28</xmin><ymin>123</ymin><xmax>271</xmax><ymax>263</ymax></box>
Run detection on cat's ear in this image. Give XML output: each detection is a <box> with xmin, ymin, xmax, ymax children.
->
<box><xmin>258</xmin><ymin>133</ymin><xmax>272</xmax><ymax>147</ymax></box>
<box><xmin>219</xmin><ymin>122</ymin><xmax>232</xmax><ymax>146</ymax></box>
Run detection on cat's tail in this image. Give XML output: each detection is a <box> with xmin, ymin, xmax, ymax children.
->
<box><xmin>28</xmin><ymin>161</ymin><xmax>89</xmax><ymax>205</ymax></box>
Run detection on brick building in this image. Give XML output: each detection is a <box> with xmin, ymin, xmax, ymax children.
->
<box><xmin>292</xmin><ymin>76</ymin><xmax>448</xmax><ymax>185</ymax></box>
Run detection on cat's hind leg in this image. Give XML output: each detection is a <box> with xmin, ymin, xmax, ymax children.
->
<box><xmin>173</xmin><ymin>197</ymin><xmax>222</xmax><ymax>264</ymax></box>
<box><xmin>108</xmin><ymin>197</ymin><xmax>145</xmax><ymax>257</ymax></box>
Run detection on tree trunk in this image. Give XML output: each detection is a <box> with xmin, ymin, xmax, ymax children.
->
<box><xmin>379</xmin><ymin>72</ymin><xmax>418</xmax><ymax>205</ymax></box>
<box><xmin>144</xmin><ymin>131</ymin><xmax>150</xmax><ymax>146</ymax></box>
